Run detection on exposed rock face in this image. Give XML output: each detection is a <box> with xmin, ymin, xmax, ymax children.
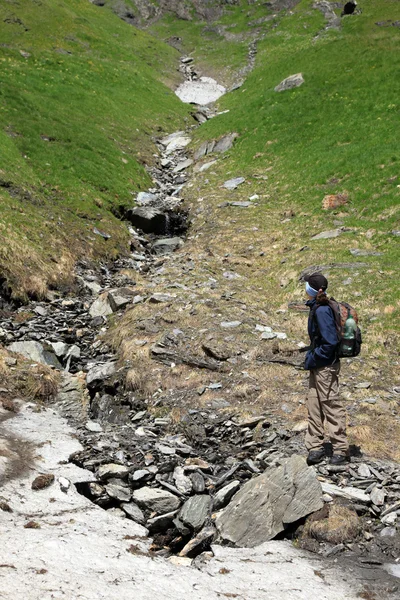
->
<box><xmin>216</xmin><ymin>455</ymin><xmax>323</xmax><ymax>547</ymax></box>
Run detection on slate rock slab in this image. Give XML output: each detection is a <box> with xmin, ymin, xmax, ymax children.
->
<box><xmin>311</xmin><ymin>229</ymin><xmax>342</xmax><ymax>240</ymax></box>
<box><xmin>179</xmin><ymin>495</ymin><xmax>212</xmax><ymax>531</ymax></box>
<box><xmin>8</xmin><ymin>341</ymin><xmax>62</xmax><ymax>369</ymax></box>
<box><xmin>223</xmin><ymin>177</ymin><xmax>245</xmax><ymax>190</ymax></box>
<box><xmin>216</xmin><ymin>455</ymin><xmax>323</xmax><ymax>547</ymax></box>
<box><xmin>274</xmin><ymin>73</ymin><xmax>304</xmax><ymax>92</ymax></box>
<box><xmin>132</xmin><ymin>487</ymin><xmax>181</xmax><ymax>514</ymax></box>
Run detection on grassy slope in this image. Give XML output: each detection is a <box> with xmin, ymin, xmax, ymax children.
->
<box><xmin>106</xmin><ymin>0</ymin><xmax>400</xmax><ymax>459</ymax></box>
<box><xmin>0</xmin><ymin>0</ymin><xmax>190</xmax><ymax>298</ymax></box>
<box><xmin>187</xmin><ymin>0</ymin><xmax>400</xmax><ymax>332</ymax></box>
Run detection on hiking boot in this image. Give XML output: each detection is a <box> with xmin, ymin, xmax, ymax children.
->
<box><xmin>330</xmin><ymin>454</ymin><xmax>350</xmax><ymax>466</ymax></box>
<box><xmin>306</xmin><ymin>448</ymin><xmax>326</xmax><ymax>466</ymax></box>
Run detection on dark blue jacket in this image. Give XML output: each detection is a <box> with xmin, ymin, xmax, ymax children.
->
<box><xmin>305</xmin><ymin>299</ymin><xmax>339</xmax><ymax>370</ymax></box>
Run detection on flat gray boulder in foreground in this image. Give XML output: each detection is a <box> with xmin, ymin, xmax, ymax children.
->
<box><xmin>216</xmin><ymin>455</ymin><xmax>323</xmax><ymax>547</ymax></box>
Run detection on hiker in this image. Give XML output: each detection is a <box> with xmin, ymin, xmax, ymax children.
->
<box><xmin>304</xmin><ymin>273</ymin><xmax>350</xmax><ymax>466</ymax></box>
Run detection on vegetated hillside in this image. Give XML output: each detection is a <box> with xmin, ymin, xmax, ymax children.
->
<box><xmin>103</xmin><ymin>0</ymin><xmax>399</xmax><ymax>461</ymax></box>
<box><xmin>0</xmin><ymin>0</ymin><xmax>190</xmax><ymax>299</ymax></box>
<box><xmin>186</xmin><ymin>0</ymin><xmax>400</xmax><ymax>335</ymax></box>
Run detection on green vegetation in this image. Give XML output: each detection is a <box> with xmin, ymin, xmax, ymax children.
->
<box><xmin>186</xmin><ymin>0</ymin><xmax>400</xmax><ymax>330</ymax></box>
<box><xmin>0</xmin><ymin>0</ymin><xmax>190</xmax><ymax>297</ymax></box>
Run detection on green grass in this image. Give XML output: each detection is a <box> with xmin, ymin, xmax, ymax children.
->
<box><xmin>0</xmin><ymin>0</ymin><xmax>190</xmax><ymax>297</ymax></box>
<box><xmin>187</xmin><ymin>0</ymin><xmax>400</xmax><ymax>328</ymax></box>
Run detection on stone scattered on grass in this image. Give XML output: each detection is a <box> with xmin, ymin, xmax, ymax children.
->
<box><xmin>274</xmin><ymin>73</ymin><xmax>304</xmax><ymax>92</ymax></box>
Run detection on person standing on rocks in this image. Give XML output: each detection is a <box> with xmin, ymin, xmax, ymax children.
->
<box><xmin>304</xmin><ymin>273</ymin><xmax>350</xmax><ymax>466</ymax></box>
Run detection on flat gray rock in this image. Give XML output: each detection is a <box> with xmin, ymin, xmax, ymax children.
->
<box><xmin>97</xmin><ymin>463</ymin><xmax>129</xmax><ymax>481</ymax></box>
<box><xmin>312</xmin><ymin>229</ymin><xmax>343</xmax><ymax>240</ymax></box>
<box><xmin>350</xmin><ymin>248</ymin><xmax>382</xmax><ymax>257</ymax></box>
<box><xmin>89</xmin><ymin>293</ymin><xmax>113</xmax><ymax>318</ymax></box>
<box><xmin>105</xmin><ymin>483</ymin><xmax>132</xmax><ymax>503</ymax></box>
<box><xmin>275</xmin><ymin>73</ymin><xmax>304</xmax><ymax>92</ymax></box>
<box><xmin>173</xmin><ymin>159</ymin><xmax>193</xmax><ymax>173</ymax></box>
<box><xmin>213</xmin><ymin>480</ymin><xmax>240</xmax><ymax>510</ymax></box>
<box><xmin>216</xmin><ymin>455</ymin><xmax>323</xmax><ymax>547</ymax></box>
<box><xmin>223</xmin><ymin>177</ymin><xmax>245</xmax><ymax>190</ymax></box>
<box><xmin>121</xmin><ymin>502</ymin><xmax>146</xmax><ymax>525</ymax></box>
<box><xmin>7</xmin><ymin>341</ymin><xmax>62</xmax><ymax>369</ymax></box>
<box><xmin>152</xmin><ymin>237</ymin><xmax>183</xmax><ymax>255</ymax></box>
<box><xmin>86</xmin><ymin>362</ymin><xmax>116</xmax><ymax>386</ymax></box>
<box><xmin>321</xmin><ymin>482</ymin><xmax>369</xmax><ymax>503</ymax></box>
<box><xmin>179</xmin><ymin>495</ymin><xmax>212</xmax><ymax>531</ymax></box>
<box><xmin>214</xmin><ymin>133</ymin><xmax>238</xmax><ymax>154</ymax></box>
<box><xmin>132</xmin><ymin>487</ymin><xmax>181</xmax><ymax>514</ymax></box>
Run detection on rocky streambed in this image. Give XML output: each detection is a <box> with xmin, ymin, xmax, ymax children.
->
<box><xmin>1</xmin><ymin>57</ymin><xmax>400</xmax><ymax>598</ymax></box>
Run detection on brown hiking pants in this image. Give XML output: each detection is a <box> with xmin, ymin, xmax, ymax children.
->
<box><xmin>305</xmin><ymin>362</ymin><xmax>349</xmax><ymax>454</ymax></box>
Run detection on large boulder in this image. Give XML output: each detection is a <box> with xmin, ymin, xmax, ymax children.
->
<box><xmin>216</xmin><ymin>455</ymin><xmax>323</xmax><ymax>547</ymax></box>
<box><xmin>126</xmin><ymin>207</ymin><xmax>168</xmax><ymax>235</ymax></box>
<box><xmin>7</xmin><ymin>341</ymin><xmax>62</xmax><ymax>369</ymax></box>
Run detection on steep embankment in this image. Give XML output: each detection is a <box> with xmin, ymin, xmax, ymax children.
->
<box><xmin>0</xmin><ymin>0</ymin><xmax>190</xmax><ymax>298</ymax></box>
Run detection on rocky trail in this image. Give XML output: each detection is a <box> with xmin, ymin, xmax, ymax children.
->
<box><xmin>1</xmin><ymin>57</ymin><xmax>400</xmax><ymax>599</ymax></box>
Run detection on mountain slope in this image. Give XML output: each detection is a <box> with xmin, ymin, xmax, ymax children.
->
<box><xmin>0</xmin><ymin>0</ymin><xmax>190</xmax><ymax>298</ymax></box>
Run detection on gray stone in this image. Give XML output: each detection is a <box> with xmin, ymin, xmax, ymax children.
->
<box><xmin>311</xmin><ymin>229</ymin><xmax>342</xmax><ymax>240</ymax></box>
<box><xmin>179</xmin><ymin>495</ymin><xmax>212</xmax><ymax>531</ymax></box>
<box><xmin>149</xmin><ymin>293</ymin><xmax>176</xmax><ymax>303</ymax></box>
<box><xmin>107</xmin><ymin>289</ymin><xmax>132</xmax><ymax>311</ymax></box>
<box><xmin>214</xmin><ymin>133</ymin><xmax>238</xmax><ymax>154</ymax></box>
<box><xmin>213</xmin><ymin>481</ymin><xmax>240</xmax><ymax>510</ymax></box>
<box><xmin>132</xmin><ymin>487</ymin><xmax>181</xmax><ymax>514</ymax></box>
<box><xmin>355</xmin><ymin>381</ymin><xmax>371</xmax><ymax>389</ymax></box>
<box><xmin>105</xmin><ymin>483</ymin><xmax>132</xmax><ymax>503</ymax></box>
<box><xmin>370</xmin><ymin>486</ymin><xmax>385</xmax><ymax>506</ymax></box>
<box><xmin>85</xmin><ymin>421</ymin><xmax>103</xmax><ymax>433</ymax></box>
<box><xmin>380</xmin><ymin>527</ymin><xmax>397</xmax><ymax>538</ymax></box>
<box><xmin>136</xmin><ymin>192</ymin><xmax>157</xmax><ymax>206</ymax></box>
<box><xmin>321</xmin><ymin>482</ymin><xmax>369</xmax><ymax>503</ymax></box>
<box><xmin>173</xmin><ymin>159</ymin><xmax>193</xmax><ymax>173</ymax></box>
<box><xmin>126</xmin><ymin>207</ymin><xmax>168</xmax><ymax>235</ymax></box>
<box><xmin>221</xmin><ymin>321</ymin><xmax>242</xmax><ymax>328</ymax></box>
<box><xmin>357</xmin><ymin>464</ymin><xmax>371</xmax><ymax>478</ymax></box>
<box><xmin>229</xmin><ymin>201</ymin><xmax>252</xmax><ymax>208</ymax></box>
<box><xmin>89</xmin><ymin>294</ymin><xmax>113</xmax><ymax>318</ymax></box>
<box><xmin>173</xmin><ymin>467</ymin><xmax>192</xmax><ymax>495</ymax></box>
<box><xmin>165</xmin><ymin>136</ymin><xmax>191</xmax><ymax>154</ymax></box>
<box><xmin>7</xmin><ymin>341</ymin><xmax>62</xmax><ymax>369</ymax></box>
<box><xmin>216</xmin><ymin>455</ymin><xmax>323</xmax><ymax>547</ymax></box>
<box><xmin>121</xmin><ymin>502</ymin><xmax>146</xmax><ymax>525</ymax></box>
<box><xmin>152</xmin><ymin>237</ymin><xmax>183</xmax><ymax>255</ymax></box>
<box><xmin>275</xmin><ymin>73</ymin><xmax>304</xmax><ymax>92</ymax></box>
<box><xmin>86</xmin><ymin>362</ymin><xmax>116</xmax><ymax>386</ymax></box>
<box><xmin>223</xmin><ymin>177</ymin><xmax>245</xmax><ymax>190</ymax></box>
<box><xmin>190</xmin><ymin>472</ymin><xmax>205</xmax><ymax>494</ymax></box>
<box><xmin>350</xmin><ymin>248</ymin><xmax>382</xmax><ymax>257</ymax></box>
<box><xmin>194</xmin><ymin>141</ymin><xmax>208</xmax><ymax>161</ymax></box>
<box><xmin>196</xmin><ymin>160</ymin><xmax>217</xmax><ymax>173</ymax></box>
<box><xmin>50</xmin><ymin>342</ymin><xmax>69</xmax><ymax>358</ymax></box>
<box><xmin>392</xmin><ymin>230</ymin><xmax>400</xmax><ymax>237</ymax></box>
<box><xmin>97</xmin><ymin>464</ymin><xmax>129</xmax><ymax>481</ymax></box>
